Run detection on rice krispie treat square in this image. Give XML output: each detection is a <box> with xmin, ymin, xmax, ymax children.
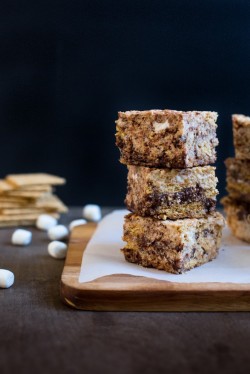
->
<box><xmin>116</xmin><ymin>109</ymin><xmax>218</xmax><ymax>168</ymax></box>
<box><xmin>122</xmin><ymin>212</ymin><xmax>224</xmax><ymax>274</ymax></box>
<box><xmin>125</xmin><ymin>165</ymin><xmax>218</xmax><ymax>220</ymax></box>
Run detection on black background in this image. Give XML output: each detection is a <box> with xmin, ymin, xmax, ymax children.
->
<box><xmin>0</xmin><ymin>0</ymin><xmax>249</xmax><ymax>206</ymax></box>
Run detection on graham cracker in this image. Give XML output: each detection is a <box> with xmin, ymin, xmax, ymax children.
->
<box><xmin>0</xmin><ymin>208</ymin><xmax>57</xmax><ymax>215</ymax></box>
<box><xmin>35</xmin><ymin>194</ymin><xmax>68</xmax><ymax>212</ymax></box>
<box><xmin>0</xmin><ymin>220</ymin><xmax>36</xmax><ymax>227</ymax></box>
<box><xmin>6</xmin><ymin>173</ymin><xmax>66</xmax><ymax>187</ymax></box>
<box><xmin>0</xmin><ymin>212</ymin><xmax>59</xmax><ymax>221</ymax></box>
<box><xmin>18</xmin><ymin>185</ymin><xmax>53</xmax><ymax>193</ymax></box>
<box><xmin>5</xmin><ymin>190</ymin><xmax>48</xmax><ymax>198</ymax></box>
<box><xmin>0</xmin><ymin>180</ymin><xmax>13</xmax><ymax>192</ymax></box>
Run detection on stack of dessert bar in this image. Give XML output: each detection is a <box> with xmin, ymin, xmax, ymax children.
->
<box><xmin>116</xmin><ymin>110</ymin><xmax>224</xmax><ymax>274</ymax></box>
<box><xmin>222</xmin><ymin>114</ymin><xmax>250</xmax><ymax>243</ymax></box>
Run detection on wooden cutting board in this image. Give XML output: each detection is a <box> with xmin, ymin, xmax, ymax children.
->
<box><xmin>60</xmin><ymin>223</ymin><xmax>250</xmax><ymax>311</ymax></box>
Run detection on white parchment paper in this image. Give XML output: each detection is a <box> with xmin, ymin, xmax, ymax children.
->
<box><xmin>79</xmin><ymin>209</ymin><xmax>250</xmax><ymax>283</ymax></box>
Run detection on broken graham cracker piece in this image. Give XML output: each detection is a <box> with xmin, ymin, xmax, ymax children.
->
<box><xmin>116</xmin><ymin>109</ymin><xmax>218</xmax><ymax>168</ymax></box>
<box><xmin>4</xmin><ymin>190</ymin><xmax>51</xmax><ymax>199</ymax></box>
<box><xmin>0</xmin><ymin>212</ymin><xmax>59</xmax><ymax>222</ymax></box>
<box><xmin>0</xmin><ymin>180</ymin><xmax>14</xmax><ymax>192</ymax></box>
<box><xmin>232</xmin><ymin>114</ymin><xmax>250</xmax><ymax>160</ymax></box>
<box><xmin>0</xmin><ymin>196</ymin><xmax>29</xmax><ymax>204</ymax></box>
<box><xmin>0</xmin><ymin>220</ymin><xmax>36</xmax><ymax>228</ymax></box>
<box><xmin>18</xmin><ymin>185</ymin><xmax>53</xmax><ymax>192</ymax></box>
<box><xmin>0</xmin><ymin>211</ymin><xmax>59</xmax><ymax>227</ymax></box>
<box><xmin>0</xmin><ymin>202</ymin><xmax>28</xmax><ymax>208</ymax></box>
<box><xmin>126</xmin><ymin>165</ymin><xmax>218</xmax><ymax>220</ymax></box>
<box><xmin>221</xmin><ymin>196</ymin><xmax>250</xmax><ymax>243</ymax></box>
<box><xmin>225</xmin><ymin>158</ymin><xmax>250</xmax><ymax>203</ymax></box>
<box><xmin>35</xmin><ymin>194</ymin><xmax>68</xmax><ymax>213</ymax></box>
<box><xmin>6</xmin><ymin>173</ymin><xmax>66</xmax><ymax>187</ymax></box>
<box><xmin>0</xmin><ymin>208</ymin><xmax>57</xmax><ymax>215</ymax></box>
<box><xmin>122</xmin><ymin>212</ymin><xmax>225</xmax><ymax>274</ymax></box>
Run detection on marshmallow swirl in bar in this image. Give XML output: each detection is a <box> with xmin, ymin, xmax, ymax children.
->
<box><xmin>122</xmin><ymin>212</ymin><xmax>224</xmax><ymax>274</ymax></box>
<box><xmin>125</xmin><ymin>165</ymin><xmax>218</xmax><ymax>220</ymax></box>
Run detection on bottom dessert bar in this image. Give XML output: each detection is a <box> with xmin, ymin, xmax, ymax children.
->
<box><xmin>122</xmin><ymin>212</ymin><xmax>225</xmax><ymax>274</ymax></box>
<box><xmin>221</xmin><ymin>196</ymin><xmax>250</xmax><ymax>243</ymax></box>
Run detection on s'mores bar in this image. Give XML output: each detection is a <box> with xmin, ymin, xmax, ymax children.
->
<box><xmin>221</xmin><ymin>197</ymin><xmax>250</xmax><ymax>243</ymax></box>
<box><xmin>232</xmin><ymin>114</ymin><xmax>250</xmax><ymax>159</ymax></box>
<box><xmin>122</xmin><ymin>212</ymin><xmax>224</xmax><ymax>274</ymax></box>
<box><xmin>225</xmin><ymin>158</ymin><xmax>250</xmax><ymax>203</ymax></box>
<box><xmin>125</xmin><ymin>165</ymin><xmax>218</xmax><ymax>219</ymax></box>
<box><xmin>116</xmin><ymin>110</ymin><xmax>218</xmax><ymax>168</ymax></box>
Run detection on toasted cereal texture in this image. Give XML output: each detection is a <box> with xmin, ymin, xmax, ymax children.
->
<box><xmin>225</xmin><ymin>158</ymin><xmax>250</xmax><ymax>203</ymax></box>
<box><xmin>116</xmin><ymin>109</ymin><xmax>218</xmax><ymax>168</ymax></box>
<box><xmin>221</xmin><ymin>196</ymin><xmax>250</xmax><ymax>243</ymax></box>
<box><xmin>125</xmin><ymin>165</ymin><xmax>218</xmax><ymax>219</ymax></box>
<box><xmin>122</xmin><ymin>212</ymin><xmax>225</xmax><ymax>274</ymax></box>
<box><xmin>232</xmin><ymin>114</ymin><xmax>250</xmax><ymax>159</ymax></box>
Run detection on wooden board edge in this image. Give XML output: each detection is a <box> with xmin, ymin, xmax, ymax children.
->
<box><xmin>60</xmin><ymin>222</ymin><xmax>250</xmax><ymax>311</ymax></box>
<box><xmin>60</xmin><ymin>278</ymin><xmax>250</xmax><ymax>311</ymax></box>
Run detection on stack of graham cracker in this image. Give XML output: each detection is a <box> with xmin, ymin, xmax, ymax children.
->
<box><xmin>0</xmin><ymin>173</ymin><xmax>67</xmax><ymax>227</ymax></box>
<box><xmin>222</xmin><ymin>114</ymin><xmax>250</xmax><ymax>242</ymax></box>
<box><xmin>116</xmin><ymin>109</ymin><xmax>225</xmax><ymax>274</ymax></box>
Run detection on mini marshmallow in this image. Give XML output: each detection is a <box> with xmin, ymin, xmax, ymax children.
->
<box><xmin>48</xmin><ymin>241</ymin><xmax>67</xmax><ymax>259</ymax></box>
<box><xmin>83</xmin><ymin>204</ymin><xmax>102</xmax><ymax>222</ymax></box>
<box><xmin>11</xmin><ymin>229</ymin><xmax>32</xmax><ymax>246</ymax></box>
<box><xmin>69</xmin><ymin>219</ymin><xmax>87</xmax><ymax>231</ymax></box>
<box><xmin>36</xmin><ymin>214</ymin><xmax>58</xmax><ymax>231</ymax></box>
<box><xmin>0</xmin><ymin>269</ymin><xmax>14</xmax><ymax>288</ymax></box>
<box><xmin>48</xmin><ymin>225</ymin><xmax>69</xmax><ymax>241</ymax></box>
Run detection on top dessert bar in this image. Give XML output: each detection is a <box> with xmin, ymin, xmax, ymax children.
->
<box><xmin>116</xmin><ymin>110</ymin><xmax>218</xmax><ymax>168</ymax></box>
<box><xmin>232</xmin><ymin>114</ymin><xmax>250</xmax><ymax>159</ymax></box>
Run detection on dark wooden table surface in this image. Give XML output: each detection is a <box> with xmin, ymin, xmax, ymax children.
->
<box><xmin>1</xmin><ymin>207</ymin><xmax>250</xmax><ymax>374</ymax></box>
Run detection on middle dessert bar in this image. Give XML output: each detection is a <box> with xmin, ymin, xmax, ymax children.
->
<box><xmin>125</xmin><ymin>165</ymin><xmax>218</xmax><ymax>219</ymax></box>
<box><xmin>122</xmin><ymin>212</ymin><xmax>225</xmax><ymax>274</ymax></box>
<box><xmin>225</xmin><ymin>158</ymin><xmax>250</xmax><ymax>203</ymax></box>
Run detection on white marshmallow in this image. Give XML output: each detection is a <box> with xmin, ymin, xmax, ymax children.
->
<box><xmin>11</xmin><ymin>229</ymin><xmax>32</xmax><ymax>246</ymax></box>
<box><xmin>83</xmin><ymin>204</ymin><xmax>102</xmax><ymax>222</ymax></box>
<box><xmin>0</xmin><ymin>269</ymin><xmax>14</xmax><ymax>288</ymax></box>
<box><xmin>36</xmin><ymin>214</ymin><xmax>58</xmax><ymax>231</ymax></box>
<box><xmin>48</xmin><ymin>241</ymin><xmax>67</xmax><ymax>259</ymax></box>
<box><xmin>69</xmin><ymin>219</ymin><xmax>87</xmax><ymax>231</ymax></box>
<box><xmin>48</xmin><ymin>225</ymin><xmax>69</xmax><ymax>241</ymax></box>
